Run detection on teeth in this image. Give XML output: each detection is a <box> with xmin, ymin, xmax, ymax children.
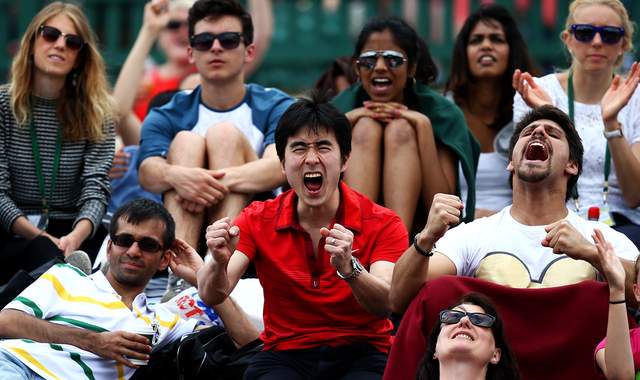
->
<box><xmin>372</xmin><ymin>78</ymin><xmax>391</xmax><ymax>84</ymax></box>
<box><xmin>304</xmin><ymin>173</ymin><xmax>321</xmax><ymax>179</ymax></box>
<box><xmin>453</xmin><ymin>333</ymin><xmax>473</xmax><ymax>341</ymax></box>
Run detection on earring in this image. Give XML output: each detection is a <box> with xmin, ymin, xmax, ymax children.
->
<box><xmin>71</xmin><ymin>71</ymin><xmax>78</xmax><ymax>87</ymax></box>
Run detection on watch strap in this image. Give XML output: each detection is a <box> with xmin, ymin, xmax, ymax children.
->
<box><xmin>603</xmin><ymin>128</ymin><xmax>623</xmax><ymax>140</ymax></box>
<box><xmin>413</xmin><ymin>234</ymin><xmax>434</xmax><ymax>257</ymax></box>
<box><xmin>337</xmin><ymin>257</ymin><xmax>363</xmax><ymax>281</ymax></box>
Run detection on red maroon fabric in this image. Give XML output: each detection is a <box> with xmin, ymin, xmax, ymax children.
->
<box><xmin>235</xmin><ymin>182</ymin><xmax>408</xmax><ymax>352</ymax></box>
<box><xmin>133</xmin><ymin>68</ymin><xmax>182</xmax><ymax>120</ymax></box>
<box><xmin>383</xmin><ymin>276</ymin><xmax>634</xmax><ymax>380</ymax></box>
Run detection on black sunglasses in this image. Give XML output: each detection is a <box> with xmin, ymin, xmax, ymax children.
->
<box><xmin>112</xmin><ymin>233</ymin><xmax>163</xmax><ymax>253</ymax></box>
<box><xmin>38</xmin><ymin>25</ymin><xmax>85</xmax><ymax>51</ymax></box>
<box><xmin>356</xmin><ymin>50</ymin><xmax>407</xmax><ymax>70</ymax></box>
<box><xmin>570</xmin><ymin>24</ymin><xmax>625</xmax><ymax>45</ymax></box>
<box><xmin>166</xmin><ymin>19</ymin><xmax>188</xmax><ymax>30</ymax></box>
<box><xmin>190</xmin><ymin>32</ymin><xmax>243</xmax><ymax>51</ymax></box>
<box><xmin>439</xmin><ymin>309</ymin><xmax>496</xmax><ymax>328</ymax></box>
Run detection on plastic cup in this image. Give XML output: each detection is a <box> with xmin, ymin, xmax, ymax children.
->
<box><xmin>126</xmin><ymin>324</ymin><xmax>154</xmax><ymax>366</ymax></box>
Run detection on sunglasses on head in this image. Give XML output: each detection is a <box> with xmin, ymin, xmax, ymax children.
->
<box><xmin>570</xmin><ymin>24</ymin><xmax>625</xmax><ymax>45</ymax></box>
<box><xmin>439</xmin><ymin>309</ymin><xmax>496</xmax><ymax>328</ymax></box>
<box><xmin>190</xmin><ymin>32</ymin><xmax>243</xmax><ymax>51</ymax></box>
<box><xmin>112</xmin><ymin>233</ymin><xmax>163</xmax><ymax>253</ymax></box>
<box><xmin>166</xmin><ymin>19</ymin><xmax>188</xmax><ymax>30</ymax></box>
<box><xmin>356</xmin><ymin>50</ymin><xmax>407</xmax><ymax>70</ymax></box>
<box><xmin>38</xmin><ymin>25</ymin><xmax>85</xmax><ymax>51</ymax></box>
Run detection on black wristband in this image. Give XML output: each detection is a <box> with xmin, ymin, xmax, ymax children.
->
<box><xmin>413</xmin><ymin>234</ymin><xmax>433</xmax><ymax>258</ymax></box>
<box><xmin>609</xmin><ymin>299</ymin><xmax>626</xmax><ymax>304</ymax></box>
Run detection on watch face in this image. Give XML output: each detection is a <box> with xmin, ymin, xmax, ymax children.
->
<box><xmin>352</xmin><ymin>257</ymin><xmax>364</xmax><ymax>272</ymax></box>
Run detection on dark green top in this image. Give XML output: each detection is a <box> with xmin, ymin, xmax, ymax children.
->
<box><xmin>332</xmin><ymin>83</ymin><xmax>480</xmax><ymax>222</ymax></box>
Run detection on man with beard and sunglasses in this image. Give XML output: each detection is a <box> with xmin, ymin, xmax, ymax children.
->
<box><xmin>137</xmin><ymin>0</ymin><xmax>293</xmax><ymax>268</ymax></box>
<box><xmin>0</xmin><ymin>199</ymin><xmax>258</xmax><ymax>380</ymax></box>
<box><xmin>390</xmin><ymin>105</ymin><xmax>639</xmax><ymax>314</ymax></box>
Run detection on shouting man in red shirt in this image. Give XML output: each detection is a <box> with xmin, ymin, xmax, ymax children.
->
<box><xmin>197</xmin><ymin>94</ymin><xmax>408</xmax><ymax>379</ymax></box>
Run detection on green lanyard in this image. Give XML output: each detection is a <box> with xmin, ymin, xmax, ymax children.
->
<box><xmin>567</xmin><ymin>70</ymin><xmax>611</xmax><ymax>212</ymax></box>
<box><xmin>29</xmin><ymin>114</ymin><xmax>62</xmax><ymax>228</ymax></box>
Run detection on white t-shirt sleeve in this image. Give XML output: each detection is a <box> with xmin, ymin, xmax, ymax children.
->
<box><xmin>435</xmin><ymin>222</ymin><xmax>483</xmax><ymax>277</ymax></box>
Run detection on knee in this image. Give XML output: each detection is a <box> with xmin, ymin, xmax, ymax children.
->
<box><xmin>352</xmin><ymin>118</ymin><xmax>383</xmax><ymax>148</ymax></box>
<box><xmin>205</xmin><ymin>121</ymin><xmax>244</xmax><ymax>143</ymax></box>
<box><xmin>169</xmin><ymin>131</ymin><xmax>205</xmax><ymax>154</ymax></box>
<box><xmin>385</xmin><ymin>119</ymin><xmax>416</xmax><ymax>148</ymax></box>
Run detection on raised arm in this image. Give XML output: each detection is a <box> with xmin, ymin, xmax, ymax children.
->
<box><xmin>245</xmin><ymin>0</ymin><xmax>273</xmax><ymax>77</ymax></box>
<box><xmin>601</xmin><ymin>61</ymin><xmax>640</xmax><ymax>207</ymax></box>
<box><xmin>166</xmin><ymin>238</ymin><xmax>259</xmax><ymax>347</ymax></box>
<box><xmin>0</xmin><ymin>309</ymin><xmax>151</xmax><ymax>368</ymax></box>
<box><xmin>389</xmin><ymin>193</ymin><xmax>462</xmax><ymax>313</ymax></box>
<box><xmin>592</xmin><ymin>229</ymin><xmax>635</xmax><ymax>380</ymax></box>
<box><xmin>321</xmin><ymin>223</ymin><xmax>400</xmax><ymax>317</ymax></box>
<box><xmin>512</xmin><ymin>69</ymin><xmax>553</xmax><ymax>109</ymax></box>
<box><xmin>197</xmin><ymin>217</ymin><xmax>250</xmax><ymax>306</ymax></box>
<box><xmin>113</xmin><ymin>0</ymin><xmax>170</xmax><ymax>127</ymax></box>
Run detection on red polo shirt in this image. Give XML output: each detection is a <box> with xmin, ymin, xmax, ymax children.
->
<box><xmin>234</xmin><ymin>182</ymin><xmax>408</xmax><ymax>352</ymax></box>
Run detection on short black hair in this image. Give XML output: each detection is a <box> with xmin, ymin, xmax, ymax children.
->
<box><xmin>275</xmin><ymin>91</ymin><xmax>352</xmax><ymax>163</ymax></box>
<box><xmin>508</xmin><ymin>105</ymin><xmax>583</xmax><ymax>200</ymax></box>
<box><xmin>418</xmin><ymin>293</ymin><xmax>521</xmax><ymax>380</ymax></box>
<box><xmin>445</xmin><ymin>4</ymin><xmax>537</xmax><ymax>131</ymax></box>
<box><xmin>188</xmin><ymin>0</ymin><xmax>254</xmax><ymax>45</ymax></box>
<box><xmin>109</xmin><ymin>199</ymin><xmax>176</xmax><ymax>250</ymax></box>
<box><xmin>353</xmin><ymin>16</ymin><xmax>438</xmax><ymax>85</ymax></box>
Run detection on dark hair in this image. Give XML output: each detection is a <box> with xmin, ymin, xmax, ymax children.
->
<box><xmin>418</xmin><ymin>293</ymin><xmax>521</xmax><ymax>380</ymax></box>
<box><xmin>147</xmin><ymin>89</ymin><xmax>180</xmax><ymax>114</ymax></box>
<box><xmin>188</xmin><ymin>0</ymin><xmax>254</xmax><ymax>45</ymax></box>
<box><xmin>508</xmin><ymin>105</ymin><xmax>583</xmax><ymax>200</ymax></box>
<box><xmin>109</xmin><ymin>199</ymin><xmax>176</xmax><ymax>250</ymax></box>
<box><xmin>445</xmin><ymin>4</ymin><xmax>537</xmax><ymax>131</ymax></box>
<box><xmin>275</xmin><ymin>91</ymin><xmax>352</xmax><ymax>163</ymax></box>
<box><xmin>353</xmin><ymin>16</ymin><xmax>438</xmax><ymax>86</ymax></box>
<box><xmin>314</xmin><ymin>56</ymin><xmax>358</xmax><ymax>99</ymax></box>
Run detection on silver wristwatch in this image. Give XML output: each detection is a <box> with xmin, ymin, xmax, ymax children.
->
<box><xmin>603</xmin><ymin>128</ymin><xmax>624</xmax><ymax>140</ymax></box>
<box><xmin>337</xmin><ymin>257</ymin><xmax>364</xmax><ymax>281</ymax></box>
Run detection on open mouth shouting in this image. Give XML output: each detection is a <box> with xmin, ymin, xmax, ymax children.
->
<box><xmin>524</xmin><ymin>140</ymin><xmax>550</xmax><ymax>162</ymax></box>
<box><xmin>303</xmin><ymin>172</ymin><xmax>323</xmax><ymax>194</ymax></box>
<box><xmin>370</xmin><ymin>77</ymin><xmax>393</xmax><ymax>97</ymax></box>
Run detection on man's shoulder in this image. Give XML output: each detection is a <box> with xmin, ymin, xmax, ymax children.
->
<box><xmin>245</xmin><ymin>83</ymin><xmax>294</xmax><ymax>108</ymax></box>
<box><xmin>143</xmin><ymin>88</ymin><xmax>201</xmax><ymax>127</ymax></box>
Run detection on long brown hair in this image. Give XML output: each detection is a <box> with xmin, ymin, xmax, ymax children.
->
<box><xmin>9</xmin><ymin>1</ymin><xmax>114</xmax><ymax>142</ymax></box>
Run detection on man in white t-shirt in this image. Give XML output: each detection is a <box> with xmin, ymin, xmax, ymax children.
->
<box><xmin>0</xmin><ymin>199</ymin><xmax>258</xmax><ymax>380</ymax></box>
<box><xmin>390</xmin><ymin>105</ymin><xmax>639</xmax><ymax>313</ymax></box>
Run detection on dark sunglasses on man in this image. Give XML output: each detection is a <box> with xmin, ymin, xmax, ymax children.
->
<box><xmin>111</xmin><ymin>233</ymin><xmax>163</xmax><ymax>253</ymax></box>
<box><xmin>190</xmin><ymin>31</ymin><xmax>243</xmax><ymax>51</ymax></box>
<box><xmin>439</xmin><ymin>309</ymin><xmax>496</xmax><ymax>328</ymax></box>
<box><xmin>38</xmin><ymin>25</ymin><xmax>85</xmax><ymax>51</ymax></box>
<box><xmin>356</xmin><ymin>50</ymin><xmax>407</xmax><ymax>70</ymax></box>
<box><xmin>570</xmin><ymin>24</ymin><xmax>625</xmax><ymax>45</ymax></box>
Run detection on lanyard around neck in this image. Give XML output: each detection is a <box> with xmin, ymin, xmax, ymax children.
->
<box><xmin>567</xmin><ymin>70</ymin><xmax>611</xmax><ymax>211</ymax></box>
<box><xmin>29</xmin><ymin>113</ymin><xmax>62</xmax><ymax>214</ymax></box>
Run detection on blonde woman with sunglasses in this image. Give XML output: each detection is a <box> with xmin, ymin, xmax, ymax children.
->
<box><xmin>513</xmin><ymin>0</ymin><xmax>640</xmax><ymax>248</ymax></box>
<box><xmin>0</xmin><ymin>2</ymin><xmax>114</xmax><ymax>280</ymax></box>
